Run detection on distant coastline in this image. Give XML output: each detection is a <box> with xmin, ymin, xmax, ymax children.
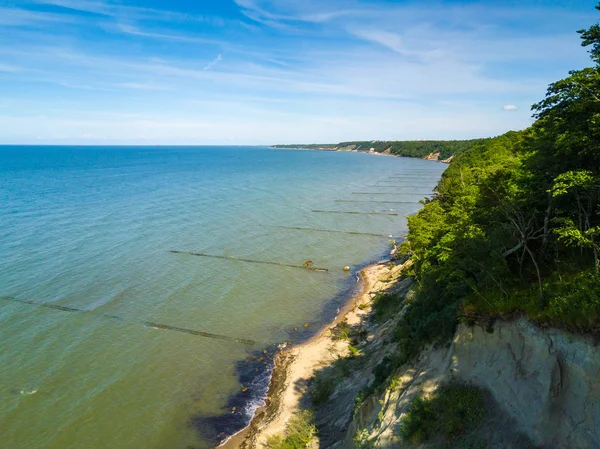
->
<box><xmin>271</xmin><ymin>138</ymin><xmax>488</xmax><ymax>163</ymax></box>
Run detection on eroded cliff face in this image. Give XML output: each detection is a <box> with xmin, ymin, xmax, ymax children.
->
<box><xmin>423</xmin><ymin>152</ymin><xmax>440</xmax><ymax>161</ymax></box>
<box><xmin>342</xmin><ymin>318</ymin><xmax>600</xmax><ymax>449</ymax></box>
<box><xmin>451</xmin><ymin>319</ymin><xmax>600</xmax><ymax>447</ymax></box>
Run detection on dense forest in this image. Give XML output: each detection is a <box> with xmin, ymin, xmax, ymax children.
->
<box><xmin>272</xmin><ymin>139</ymin><xmax>486</xmax><ymax>159</ymax></box>
<box><xmin>265</xmin><ymin>7</ymin><xmax>600</xmax><ymax>449</ymax></box>
<box><xmin>396</xmin><ymin>7</ymin><xmax>600</xmax><ymax>360</ymax></box>
<box><xmin>340</xmin><ymin>139</ymin><xmax>488</xmax><ymax>159</ymax></box>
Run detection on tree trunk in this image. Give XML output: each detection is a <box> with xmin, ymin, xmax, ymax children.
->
<box><xmin>542</xmin><ymin>192</ymin><xmax>552</xmax><ymax>250</ymax></box>
<box><xmin>525</xmin><ymin>245</ymin><xmax>545</xmax><ymax>305</ymax></box>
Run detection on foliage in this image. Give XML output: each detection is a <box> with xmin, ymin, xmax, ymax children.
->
<box><xmin>273</xmin><ymin>139</ymin><xmax>487</xmax><ymax>160</ymax></box>
<box><xmin>462</xmin><ymin>271</ymin><xmax>600</xmax><ymax>332</ymax></box>
<box><xmin>339</xmin><ymin>139</ymin><xmax>488</xmax><ymax>160</ymax></box>
<box><xmin>348</xmin><ymin>344</ymin><xmax>361</xmax><ymax>358</ymax></box>
<box><xmin>332</xmin><ymin>320</ymin><xmax>351</xmax><ymax>341</ymax></box>
<box><xmin>395</xmin><ymin>3</ymin><xmax>600</xmax><ymax>354</ymax></box>
<box><xmin>353</xmin><ymin>428</ymin><xmax>376</xmax><ymax>449</ymax></box>
<box><xmin>371</xmin><ymin>292</ymin><xmax>403</xmax><ymax>323</ymax></box>
<box><xmin>375</xmin><ymin>6</ymin><xmax>600</xmax><ymax>379</ymax></box>
<box><xmin>266</xmin><ymin>410</ymin><xmax>317</xmax><ymax>449</ymax></box>
<box><xmin>399</xmin><ymin>383</ymin><xmax>487</xmax><ymax>444</ymax></box>
<box><xmin>353</xmin><ymin>388</ymin><xmax>370</xmax><ymax>417</ymax></box>
<box><xmin>310</xmin><ymin>374</ymin><xmax>336</xmax><ymax>405</ymax></box>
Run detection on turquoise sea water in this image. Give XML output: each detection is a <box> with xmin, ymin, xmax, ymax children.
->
<box><xmin>0</xmin><ymin>146</ymin><xmax>446</xmax><ymax>448</ymax></box>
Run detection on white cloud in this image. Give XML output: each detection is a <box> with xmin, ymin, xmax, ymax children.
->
<box><xmin>32</xmin><ymin>0</ymin><xmax>227</xmax><ymax>26</ymax></box>
<box><xmin>112</xmin><ymin>23</ymin><xmax>223</xmax><ymax>45</ymax></box>
<box><xmin>0</xmin><ymin>6</ymin><xmax>79</xmax><ymax>26</ymax></box>
<box><xmin>204</xmin><ymin>54</ymin><xmax>222</xmax><ymax>71</ymax></box>
<box><xmin>0</xmin><ymin>63</ymin><xmax>21</xmax><ymax>72</ymax></box>
<box><xmin>348</xmin><ymin>29</ymin><xmax>406</xmax><ymax>54</ymax></box>
<box><xmin>0</xmin><ymin>0</ymin><xmax>593</xmax><ymax>144</ymax></box>
<box><xmin>116</xmin><ymin>82</ymin><xmax>173</xmax><ymax>91</ymax></box>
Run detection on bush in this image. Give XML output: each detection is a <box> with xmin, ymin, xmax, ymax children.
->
<box><xmin>462</xmin><ymin>270</ymin><xmax>600</xmax><ymax>333</ymax></box>
<box><xmin>353</xmin><ymin>388</ymin><xmax>371</xmax><ymax>417</ymax></box>
<box><xmin>371</xmin><ymin>293</ymin><xmax>403</xmax><ymax>323</ymax></box>
<box><xmin>394</xmin><ymin>292</ymin><xmax>458</xmax><ymax>365</ymax></box>
<box><xmin>266</xmin><ymin>410</ymin><xmax>317</xmax><ymax>449</ymax></box>
<box><xmin>332</xmin><ymin>320</ymin><xmax>351</xmax><ymax>341</ymax></box>
<box><xmin>310</xmin><ymin>375</ymin><xmax>335</xmax><ymax>405</ymax></box>
<box><xmin>399</xmin><ymin>383</ymin><xmax>487</xmax><ymax>443</ymax></box>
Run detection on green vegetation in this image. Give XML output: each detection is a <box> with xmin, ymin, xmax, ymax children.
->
<box><xmin>266</xmin><ymin>410</ymin><xmax>317</xmax><ymax>449</ymax></box>
<box><xmin>399</xmin><ymin>383</ymin><xmax>487</xmax><ymax>444</ymax></box>
<box><xmin>371</xmin><ymin>292</ymin><xmax>403</xmax><ymax>323</ymax></box>
<box><xmin>351</xmin><ymin>6</ymin><xmax>600</xmax><ymax>416</ymax></box>
<box><xmin>340</xmin><ymin>139</ymin><xmax>488</xmax><ymax>159</ymax></box>
<box><xmin>311</xmin><ymin>374</ymin><xmax>336</xmax><ymax>405</ymax></box>
<box><xmin>394</xmin><ymin>5</ymin><xmax>600</xmax><ymax>363</ymax></box>
<box><xmin>353</xmin><ymin>428</ymin><xmax>376</xmax><ymax>449</ymax></box>
<box><xmin>303</xmin><ymin>9</ymin><xmax>600</xmax><ymax>446</ymax></box>
<box><xmin>331</xmin><ymin>320</ymin><xmax>351</xmax><ymax>341</ymax></box>
<box><xmin>272</xmin><ymin>139</ymin><xmax>486</xmax><ymax>160</ymax></box>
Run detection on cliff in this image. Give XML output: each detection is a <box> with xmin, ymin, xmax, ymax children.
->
<box><xmin>244</xmin><ymin>261</ymin><xmax>600</xmax><ymax>449</ymax></box>
<box><xmin>345</xmin><ymin>317</ymin><xmax>600</xmax><ymax>448</ymax></box>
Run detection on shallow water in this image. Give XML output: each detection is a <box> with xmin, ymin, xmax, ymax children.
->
<box><xmin>0</xmin><ymin>146</ymin><xmax>445</xmax><ymax>448</ymax></box>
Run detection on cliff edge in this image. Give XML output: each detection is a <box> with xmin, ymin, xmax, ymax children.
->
<box><xmin>344</xmin><ymin>317</ymin><xmax>600</xmax><ymax>448</ymax></box>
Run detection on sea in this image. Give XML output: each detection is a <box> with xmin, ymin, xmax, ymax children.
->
<box><xmin>0</xmin><ymin>146</ymin><xmax>446</xmax><ymax>448</ymax></box>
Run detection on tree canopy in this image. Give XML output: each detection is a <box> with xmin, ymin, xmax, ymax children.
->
<box><xmin>399</xmin><ymin>4</ymin><xmax>600</xmax><ymax>352</ymax></box>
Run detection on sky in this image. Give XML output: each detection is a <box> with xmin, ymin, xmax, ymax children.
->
<box><xmin>0</xmin><ymin>0</ymin><xmax>598</xmax><ymax>145</ymax></box>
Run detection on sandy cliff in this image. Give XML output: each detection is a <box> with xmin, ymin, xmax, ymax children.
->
<box><xmin>344</xmin><ymin>318</ymin><xmax>600</xmax><ymax>448</ymax></box>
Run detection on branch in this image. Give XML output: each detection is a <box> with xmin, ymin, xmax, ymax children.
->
<box><xmin>503</xmin><ymin>241</ymin><xmax>524</xmax><ymax>257</ymax></box>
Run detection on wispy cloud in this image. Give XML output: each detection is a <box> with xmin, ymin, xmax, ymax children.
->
<box><xmin>204</xmin><ymin>54</ymin><xmax>222</xmax><ymax>71</ymax></box>
<box><xmin>31</xmin><ymin>0</ymin><xmax>227</xmax><ymax>25</ymax></box>
<box><xmin>0</xmin><ymin>0</ymin><xmax>595</xmax><ymax>144</ymax></box>
<box><xmin>0</xmin><ymin>63</ymin><xmax>22</xmax><ymax>72</ymax></box>
<box><xmin>115</xmin><ymin>82</ymin><xmax>174</xmax><ymax>91</ymax></box>
<box><xmin>503</xmin><ymin>104</ymin><xmax>519</xmax><ymax>111</ymax></box>
<box><xmin>112</xmin><ymin>23</ymin><xmax>224</xmax><ymax>45</ymax></box>
<box><xmin>0</xmin><ymin>6</ymin><xmax>79</xmax><ymax>26</ymax></box>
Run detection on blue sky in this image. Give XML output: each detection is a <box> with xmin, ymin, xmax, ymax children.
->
<box><xmin>0</xmin><ymin>0</ymin><xmax>598</xmax><ymax>144</ymax></box>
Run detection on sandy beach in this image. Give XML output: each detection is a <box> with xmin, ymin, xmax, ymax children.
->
<box><xmin>222</xmin><ymin>262</ymin><xmax>397</xmax><ymax>449</ymax></box>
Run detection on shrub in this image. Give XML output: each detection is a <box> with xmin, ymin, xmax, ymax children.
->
<box><xmin>399</xmin><ymin>383</ymin><xmax>487</xmax><ymax>443</ymax></box>
<box><xmin>332</xmin><ymin>320</ymin><xmax>351</xmax><ymax>341</ymax></box>
<box><xmin>348</xmin><ymin>345</ymin><xmax>361</xmax><ymax>358</ymax></box>
<box><xmin>353</xmin><ymin>428</ymin><xmax>375</xmax><ymax>449</ymax></box>
<box><xmin>310</xmin><ymin>375</ymin><xmax>335</xmax><ymax>405</ymax></box>
<box><xmin>371</xmin><ymin>293</ymin><xmax>403</xmax><ymax>323</ymax></box>
<box><xmin>266</xmin><ymin>410</ymin><xmax>317</xmax><ymax>449</ymax></box>
<box><xmin>462</xmin><ymin>270</ymin><xmax>600</xmax><ymax>333</ymax></box>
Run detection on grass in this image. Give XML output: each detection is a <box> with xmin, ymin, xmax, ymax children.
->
<box><xmin>399</xmin><ymin>383</ymin><xmax>487</xmax><ymax>444</ymax></box>
<box><xmin>353</xmin><ymin>388</ymin><xmax>370</xmax><ymax>417</ymax></box>
<box><xmin>371</xmin><ymin>292</ymin><xmax>404</xmax><ymax>323</ymax></box>
<box><xmin>310</xmin><ymin>375</ymin><xmax>336</xmax><ymax>405</ymax></box>
<box><xmin>463</xmin><ymin>270</ymin><xmax>600</xmax><ymax>333</ymax></box>
<box><xmin>266</xmin><ymin>410</ymin><xmax>317</xmax><ymax>449</ymax></box>
<box><xmin>332</xmin><ymin>320</ymin><xmax>351</xmax><ymax>341</ymax></box>
<box><xmin>388</xmin><ymin>375</ymin><xmax>402</xmax><ymax>391</ymax></box>
<box><xmin>353</xmin><ymin>428</ymin><xmax>375</xmax><ymax>449</ymax></box>
<box><xmin>348</xmin><ymin>345</ymin><xmax>361</xmax><ymax>358</ymax></box>
<box><xmin>394</xmin><ymin>288</ymin><xmax>459</xmax><ymax>365</ymax></box>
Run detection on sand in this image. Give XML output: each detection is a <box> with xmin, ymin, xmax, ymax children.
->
<box><xmin>222</xmin><ymin>262</ymin><xmax>393</xmax><ymax>449</ymax></box>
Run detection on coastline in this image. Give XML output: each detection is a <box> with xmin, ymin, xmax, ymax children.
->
<box><xmin>220</xmin><ymin>262</ymin><xmax>395</xmax><ymax>449</ymax></box>
<box><xmin>270</xmin><ymin>146</ymin><xmax>452</xmax><ymax>163</ymax></box>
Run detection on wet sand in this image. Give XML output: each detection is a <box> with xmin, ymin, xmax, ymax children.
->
<box><xmin>221</xmin><ymin>263</ymin><xmax>393</xmax><ymax>449</ymax></box>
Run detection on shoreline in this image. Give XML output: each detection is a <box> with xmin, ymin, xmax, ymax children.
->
<box><xmin>220</xmin><ymin>262</ymin><xmax>393</xmax><ymax>449</ymax></box>
<box><xmin>269</xmin><ymin>147</ymin><xmax>450</xmax><ymax>163</ymax></box>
